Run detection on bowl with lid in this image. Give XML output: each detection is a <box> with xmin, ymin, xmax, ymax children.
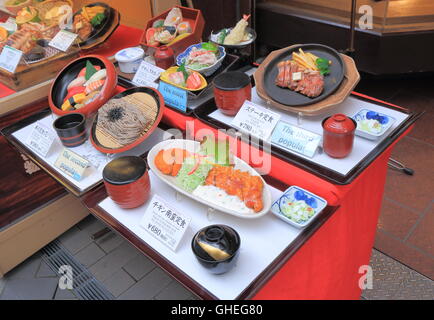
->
<box><xmin>115</xmin><ymin>47</ymin><xmax>145</xmax><ymax>74</ymax></box>
<box><xmin>102</xmin><ymin>156</ymin><xmax>151</xmax><ymax>209</ymax></box>
<box><xmin>191</xmin><ymin>224</ymin><xmax>241</xmax><ymax>274</ymax></box>
<box><xmin>322</xmin><ymin>113</ymin><xmax>356</xmax><ymax>158</ymax></box>
<box><xmin>213</xmin><ymin>71</ymin><xmax>251</xmax><ymax>116</ymax></box>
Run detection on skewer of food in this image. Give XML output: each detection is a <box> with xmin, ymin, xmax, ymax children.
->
<box><xmin>275</xmin><ymin>48</ymin><xmax>331</xmax><ymax>98</ymax></box>
<box><xmin>153</xmin><ymin>136</ymin><xmax>265</xmax><ymax>214</ymax></box>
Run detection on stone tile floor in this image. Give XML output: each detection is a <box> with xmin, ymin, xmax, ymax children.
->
<box><xmin>0</xmin><ymin>215</ymin><xmax>433</xmax><ymax>300</ymax></box>
<box><xmin>354</xmin><ymin>74</ymin><xmax>434</xmax><ymax>280</ymax></box>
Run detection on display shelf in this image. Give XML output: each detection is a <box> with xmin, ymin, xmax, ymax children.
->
<box><xmin>193</xmin><ymin>88</ymin><xmax>422</xmax><ymax>185</ymax></box>
<box><xmin>2</xmin><ymin>109</ymin><xmax>173</xmax><ymax>197</ymax></box>
<box><xmin>85</xmin><ymin>170</ymin><xmax>338</xmax><ymax>300</ymax></box>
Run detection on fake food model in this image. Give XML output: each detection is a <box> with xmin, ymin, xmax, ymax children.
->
<box><xmin>211</xmin><ymin>14</ymin><xmax>254</xmax><ymax>46</ymax></box>
<box><xmin>61</xmin><ymin>60</ymin><xmax>106</xmax><ymax>111</ymax></box>
<box><xmin>145</xmin><ymin>7</ymin><xmax>193</xmax><ymax>47</ymax></box>
<box><xmin>160</xmin><ymin>65</ymin><xmax>206</xmax><ymax>91</ymax></box>
<box><xmin>275</xmin><ymin>49</ymin><xmax>332</xmax><ymax>98</ymax></box>
<box><xmin>152</xmin><ymin>136</ymin><xmax>267</xmax><ymax>215</ymax></box>
<box><xmin>72</xmin><ymin>4</ymin><xmax>108</xmax><ymax>42</ymax></box>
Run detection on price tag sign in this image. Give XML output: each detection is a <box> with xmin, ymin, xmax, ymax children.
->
<box><xmin>140</xmin><ymin>194</ymin><xmax>191</xmax><ymax>252</ymax></box>
<box><xmin>231</xmin><ymin>101</ymin><xmax>281</xmax><ymax>140</ymax></box>
<box><xmin>25</xmin><ymin>122</ymin><xmax>55</xmax><ymax>157</ymax></box>
<box><xmin>49</xmin><ymin>30</ymin><xmax>78</xmax><ymax>52</ymax></box>
<box><xmin>132</xmin><ymin>60</ymin><xmax>164</xmax><ymax>89</ymax></box>
<box><xmin>271</xmin><ymin>121</ymin><xmax>322</xmax><ymax>158</ymax></box>
<box><xmin>0</xmin><ymin>46</ymin><xmax>23</xmax><ymax>73</ymax></box>
<box><xmin>54</xmin><ymin>148</ymin><xmax>89</xmax><ymax>181</ymax></box>
<box><xmin>158</xmin><ymin>81</ymin><xmax>188</xmax><ymax>112</ymax></box>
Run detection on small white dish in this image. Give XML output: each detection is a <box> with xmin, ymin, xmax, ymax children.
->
<box><xmin>271</xmin><ymin>186</ymin><xmax>327</xmax><ymax>228</ymax></box>
<box><xmin>115</xmin><ymin>47</ymin><xmax>145</xmax><ymax>74</ymax></box>
<box><xmin>352</xmin><ymin>109</ymin><xmax>395</xmax><ymax>140</ymax></box>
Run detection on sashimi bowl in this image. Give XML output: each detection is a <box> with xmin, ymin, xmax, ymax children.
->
<box><xmin>176</xmin><ymin>42</ymin><xmax>226</xmax><ymax>77</ymax></box>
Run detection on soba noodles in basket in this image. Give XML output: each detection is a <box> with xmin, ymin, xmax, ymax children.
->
<box><xmin>95</xmin><ymin>92</ymin><xmax>158</xmax><ymax>148</ymax></box>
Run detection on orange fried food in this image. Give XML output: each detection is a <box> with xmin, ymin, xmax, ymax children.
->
<box><xmin>205</xmin><ymin>166</ymin><xmax>264</xmax><ymax>212</ymax></box>
<box><xmin>154</xmin><ymin>148</ymin><xmax>190</xmax><ymax>176</ymax></box>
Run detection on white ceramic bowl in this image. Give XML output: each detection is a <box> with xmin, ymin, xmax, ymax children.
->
<box><xmin>271</xmin><ymin>186</ymin><xmax>327</xmax><ymax>228</ymax></box>
<box><xmin>115</xmin><ymin>47</ymin><xmax>145</xmax><ymax>74</ymax></box>
<box><xmin>352</xmin><ymin>109</ymin><xmax>396</xmax><ymax>140</ymax></box>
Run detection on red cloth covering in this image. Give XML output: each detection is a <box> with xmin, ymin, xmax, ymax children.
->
<box><xmin>163</xmin><ymin>100</ymin><xmax>413</xmax><ymax>299</ymax></box>
<box><xmin>80</xmin><ymin>25</ymin><xmax>143</xmax><ymax>58</ymax></box>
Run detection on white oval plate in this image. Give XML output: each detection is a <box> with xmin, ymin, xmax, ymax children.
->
<box><xmin>147</xmin><ymin>139</ymin><xmax>272</xmax><ymax>219</ymax></box>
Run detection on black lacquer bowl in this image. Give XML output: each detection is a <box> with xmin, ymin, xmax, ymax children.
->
<box><xmin>53</xmin><ymin>113</ymin><xmax>88</xmax><ymax>148</ymax></box>
<box><xmin>262</xmin><ymin>43</ymin><xmax>345</xmax><ymax>107</ymax></box>
<box><xmin>191</xmin><ymin>224</ymin><xmax>241</xmax><ymax>275</ymax></box>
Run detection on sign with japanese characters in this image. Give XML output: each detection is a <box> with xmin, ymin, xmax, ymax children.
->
<box><xmin>140</xmin><ymin>194</ymin><xmax>191</xmax><ymax>252</ymax></box>
<box><xmin>132</xmin><ymin>60</ymin><xmax>163</xmax><ymax>89</ymax></box>
<box><xmin>26</xmin><ymin>122</ymin><xmax>55</xmax><ymax>157</ymax></box>
<box><xmin>49</xmin><ymin>30</ymin><xmax>78</xmax><ymax>52</ymax></box>
<box><xmin>158</xmin><ymin>81</ymin><xmax>188</xmax><ymax>112</ymax></box>
<box><xmin>231</xmin><ymin>101</ymin><xmax>281</xmax><ymax>141</ymax></box>
<box><xmin>0</xmin><ymin>45</ymin><xmax>23</xmax><ymax>73</ymax></box>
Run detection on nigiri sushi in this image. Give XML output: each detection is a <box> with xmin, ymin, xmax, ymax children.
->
<box><xmin>85</xmin><ymin>79</ymin><xmax>105</xmax><ymax>95</ymax></box>
<box><xmin>84</xmin><ymin>69</ymin><xmax>107</xmax><ymax>86</ymax></box>
<box><xmin>67</xmin><ymin>76</ymin><xmax>86</xmax><ymax>90</ymax></box>
<box><xmin>168</xmin><ymin>72</ymin><xmax>186</xmax><ymax>86</ymax></box>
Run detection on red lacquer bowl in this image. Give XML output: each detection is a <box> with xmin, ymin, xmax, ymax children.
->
<box><xmin>90</xmin><ymin>87</ymin><xmax>165</xmax><ymax>154</ymax></box>
<box><xmin>213</xmin><ymin>71</ymin><xmax>252</xmax><ymax>116</ymax></box>
<box><xmin>102</xmin><ymin>156</ymin><xmax>151</xmax><ymax>209</ymax></box>
<box><xmin>322</xmin><ymin>114</ymin><xmax>357</xmax><ymax>158</ymax></box>
<box><xmin>49</xmin><ymin>55</ymin><xmax>118</xmax><ymax>117</ymax></box>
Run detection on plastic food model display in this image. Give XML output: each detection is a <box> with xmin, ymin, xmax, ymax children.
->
<box><xmin>211</xmin><ymin>14</ymin><xmax>254</xmax><ymax>46</ymax></box>
<box><xmin>145</xmin><ymin>7</ymin><xmax>192</xmax><ymax>47</ymax></box>
<box><xmin>191</xmin><ymin>224</ymin><xmax>241</xmax><ymax>274</ymax></box>
<box><xmin>49</xmin><ymin>55</ymin><xmax>118</xmax><ymax>117</ymax></box>
<box><xmin>160</xmin><ymin>65</ymin><xmax>207</xmax><ymax>91</ymax></box>
<box><xmin>322</xmin><ymin>113</ymin><xmax>357</xmax><ymax>158</ymax></box>
<box><xmin>72</xmin><ymin>4</ymin><xmax>107</xmax><ymax>42</ymax></box>
<box><xmin>151</xmin><ymin>136</ymin><xmax>269</xmax><ymax>216</ymax></box>
<box><xmin>0</xmin><ymin>1</ymin><xmax>73</xmax><ymax>62</ymax></box>
<box><xmin>275</xmin><ymin>48</ymin><xmax>332</xmax><ymax>98</ymax></box>
<box><xmin>176</xmin><ymin>42</ymin><xmax>226</xmax><ymax>76</ymax></box>
<box><xmin>60</xmin><ymin>60</ymin><xmax>107</xmax><ymax>111</ymax></box>
<box><xmin>271</xmin><ymin>186</ymin><xmax>327</xmax><ymax>228</ymax></box>
<box><xmin>353</xmin><ymin>109</ymin><xmax>396</xmax><ymax>140</ymax></box>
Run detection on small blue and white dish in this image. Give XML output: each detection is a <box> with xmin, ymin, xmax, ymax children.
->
<box><xmin>352</xmin><ymin>109</ymin><xmax>395</xmax><ymax>140</ymax></box>
<box><xmin>176</xmin><ymin>43</ymin><xmax>226</xmax><ymax>77</ymax></box>
<box><xmin>271</xmin><ymin>186</ymin><xmax>327</xmax><ymax>229</ymax></box>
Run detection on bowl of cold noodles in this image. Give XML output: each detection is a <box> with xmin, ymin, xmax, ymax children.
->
<box><xmin>90</xmin><ymin>87</ymin><xmax>165</xmax><ymax>154</ymax></box>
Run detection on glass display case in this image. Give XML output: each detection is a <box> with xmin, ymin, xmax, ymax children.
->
<box><xmin>257</xmin><ymin>0</ymin><xmax>434</xmax><ymax>33</ymax></box>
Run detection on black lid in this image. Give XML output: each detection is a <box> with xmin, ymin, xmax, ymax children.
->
<box><xmin>192</xmin><ymin>224</ymin><xmax>240</xmax><ymax>262</ymax></box>
<box><xmin>213</xmin><ymin>71</ymin><xmax>251</xmax><ymax>91</ymax></box>
<box><xmin>102</xmin><ymin>156</ymin><xmax>147</xmax><ymax>185</ymax></box>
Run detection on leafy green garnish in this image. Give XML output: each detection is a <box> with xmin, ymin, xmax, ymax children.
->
<box><xmin>202</xmin><ymin>42</ymin><xmax>218</xmax><ymax>54</ymax></box>
<box><xmin>85</xmin><ymin>60</ymin><xmax>97</xmax><ymax>81</ymax></box>
<box><xmin>316</xmin><ymin>58</ymin><xmax>331</xmax><ymax>76</ymax></box>
<box><xmin>177</xmin><ymin>62</ymin><xmax>189</xmax><ymax>83</ymax></box>
<box><xmin>217</xmin><ymin>29</ymin><xmax>228</xmax><ymax>44</ymax></box>
<box><xmin>90</xmin><ymin>13</ymin><xmax>105</xmax><ymax>27</ymax></box>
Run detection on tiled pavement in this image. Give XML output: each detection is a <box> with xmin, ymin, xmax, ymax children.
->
<box><xmin>354</xmin><ymin>74</ymin><xmax>434</xmax><ymax>280</ymax></box>
<box><xmin>0</xmin><ymin>215</ymin><xmax>433</xmax><ymax>300</ymax></box>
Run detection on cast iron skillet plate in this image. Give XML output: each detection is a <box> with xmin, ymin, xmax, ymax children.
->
<box><xmin>72</xmin><ymin>2</ymin><xmax>114</xmax><ymax>48</ymax></box>
<box><xmin>263</xmin><ymin>44</ymin><xmax>345</xmax><ymax>107</ymax></box>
